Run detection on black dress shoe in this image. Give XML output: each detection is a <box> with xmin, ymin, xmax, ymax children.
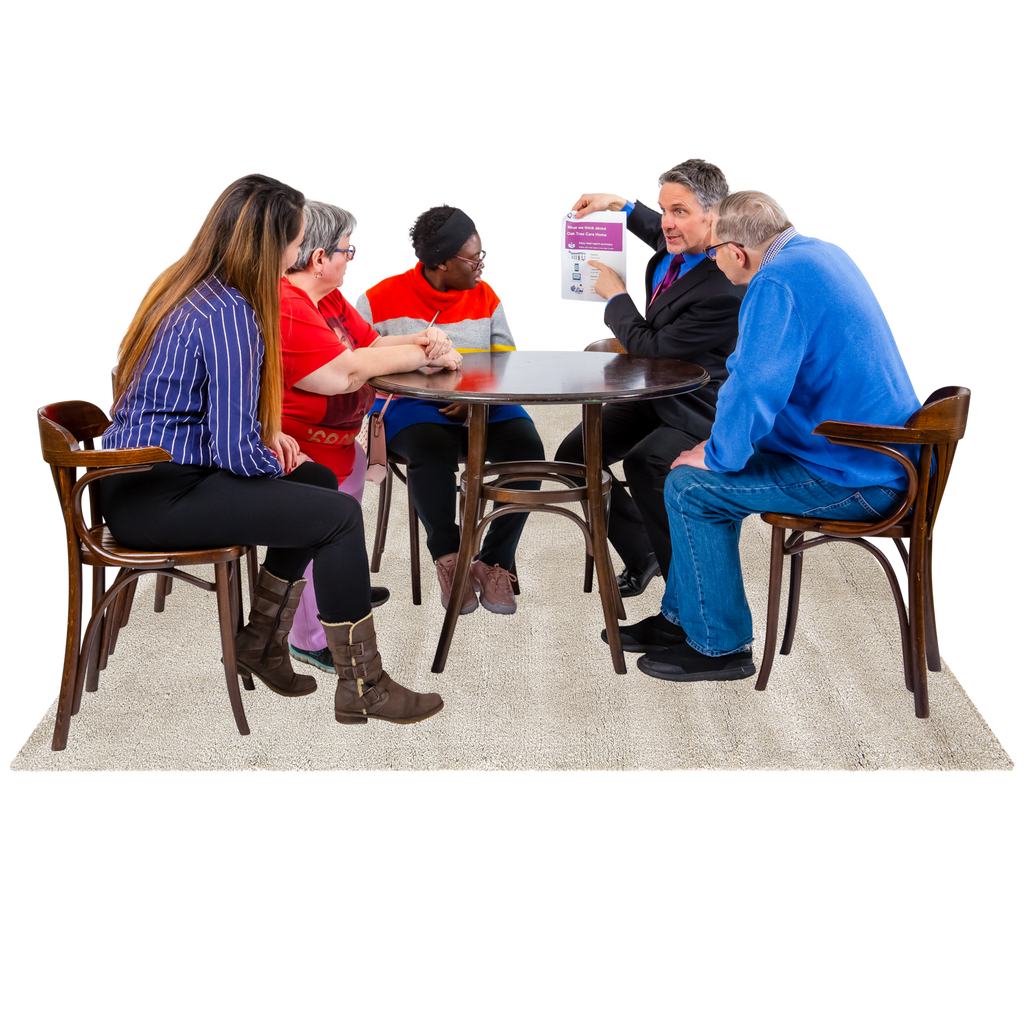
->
<box><xmin>370</xmin><ymin>586</ymin><xmax>390</xmax><ymax>608</ymax></box>
<box><xmin>601</xmin><ymin>613</ymin><xmax>689</xmax><ymax>652</ymax></box>
<box><xmin>637</xmin><ymin>642</ymin><xmax>755</xmax><ymax>681</ymax></box>
<box><xmin>616</xmin><ymin>553</ymin><xmax>661</xmax><ymax>598</ymax></box>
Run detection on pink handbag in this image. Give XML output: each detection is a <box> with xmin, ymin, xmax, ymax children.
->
<box><xmin>365</xmin><ymin>394</ymin><xmax>394</xmax><ymax>485</ymax></box>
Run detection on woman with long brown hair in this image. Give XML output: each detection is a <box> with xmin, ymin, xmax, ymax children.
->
<box><xmin>103</xmin><ymin>174</ymin><xmax>443</xmax><ymax>726</ymax></box>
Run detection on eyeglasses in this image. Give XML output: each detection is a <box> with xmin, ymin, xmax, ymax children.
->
<box><xmin>703</xmin><ymin>241</ymin><xmax>743</xmax><ymax>260</ymax></box>
<box><xmin>334</xmin><ymin>245</ymin><xmax>356</xmax><ymax>261</ymax></box>
<box><xmin>453</xmin><ymin>251</ymin><xmax>486</xmax><ymax>270</ymax></box>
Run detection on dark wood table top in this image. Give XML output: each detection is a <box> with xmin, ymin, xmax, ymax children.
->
<box><xmin>370</xmin><ymin>350</ymin><xmax>709</xmax><ymax>405</ymax></box>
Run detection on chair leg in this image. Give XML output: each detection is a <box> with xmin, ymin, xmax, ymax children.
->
<box><xmin>215</xmin><ymin>562</ymin><xmax>251</xmax><ymax>736</ymax></box>
<box><xmin>105</xmin><ymin>571</ymin><xmax>132</xmax><ymax>660</ymax></box>
<box><xmin>86</xmin><ymin>565</ymin><xmax>110</xmax><ymax>690</ymax></box>
<box><xmin>908</xmin><ymin>538</ymin><xmax>930</xmax><ymax>718</ymax></box>
<box><xmin>581</xmin><ymin>496</ymin><xmax>594</xmax><ymax>593</ymax></box>
<box><xmin>755</xmin><ymin>525</ymin><xmax>786</xmax><ymax>691</ymax></box>
<box><xmin>52</xmin><ymin>553</ymin><xmax>84</xmax><ymax>751</ymax></box>
<box><xmin>510</xmin><ymin>558</ymin><xmax>520</xmax><ymax>596</ymax></box>
<box><xmin>780</xmin><ymin>546</ymin><xmax>804</xmax><ymax>655</ymax></box>
<box><xmin>229</xmin><ymin>560</ymin><xmax>255</xmax><ymax>691</ymax></box>
<box><xmin>409</xmin><ymin>485</ymin><xmax>422</xmax><ymax>605</ymax></box>
<box><xmin>245</xmin><ymin>545</ymin><xmax>257</xmax><ymax>608</ymax></box>
<box><xmin>370</xmin><ymin>465</ymin><xmax>394</xmax><ymax>573</ymax></box>
<box><xmin>119</xmin><ymin>578</ymin><xmax>137</xmax><ymax>628</ymax></box>
<box><xmin>154</xmin><ymin>572</ymin><xmax>172</xmax><ymax>612</ymax></box>
<box><xmin>923</xmin><ymin>537</ymin><xmax>940</xmax><ymax>671</ymax></box>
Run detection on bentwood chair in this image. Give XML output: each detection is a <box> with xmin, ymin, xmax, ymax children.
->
<box><xmin>756</xmin><ymin>386</ymin><xmax>970</xmax><ymax>719</ymax></box>
<box><xmin>39</xmin><ymin>400</ymin><xmax>254</xmax><ymax>751</ymax></box>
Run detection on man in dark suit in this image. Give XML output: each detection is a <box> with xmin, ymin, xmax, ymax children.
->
<box><xmin>555</xmin><ymin>159</ymin><xmax>745</xmax><ymax>598</ymax></box>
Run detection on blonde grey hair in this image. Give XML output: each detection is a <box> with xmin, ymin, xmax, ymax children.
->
<box><xmin>713</xmin><ymin>191</ymin><xmax>793</xmax><ymax>249</ymax></box>
<box><xmin>290</xmin><ymin>201</ymin><xmax>357</xmax><ymax>272</ymax></box>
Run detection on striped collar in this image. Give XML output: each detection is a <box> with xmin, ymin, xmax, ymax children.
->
<box><xmin>760</xmin><ymin>227</ymin><xmax>797</xmax><ymax>267</ymax></box>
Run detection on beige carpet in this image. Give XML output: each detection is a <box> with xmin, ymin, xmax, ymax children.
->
<box><xmin>11</xmin><ymin>405</ymin><xmax>1012</xmax><ymax>771</ymax></box>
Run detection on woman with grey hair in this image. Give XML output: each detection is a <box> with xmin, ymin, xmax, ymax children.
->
<box><xmin>279</xmin><ymin>200</ymin><xmax>461</xmax><ymax>675</ymax></box>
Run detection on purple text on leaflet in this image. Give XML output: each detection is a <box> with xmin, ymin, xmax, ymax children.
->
<box><xmin>564</xmin><ymin>221</ymin><xmax>623</xmax><ymax>251</ymax></box>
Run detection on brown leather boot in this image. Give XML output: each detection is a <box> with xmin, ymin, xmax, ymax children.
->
<box><xmin>234</xmin><ymin>569</ymin><xmax>317</xmax><ymax>697</ymax></box>
<box><xmin>322</xmin><ymin>612</ymin><xmax>444</xmax><ymax>725</ymax></box>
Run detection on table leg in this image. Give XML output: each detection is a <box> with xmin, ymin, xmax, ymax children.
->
<box><xmin>583</xmin><ymin>403</ymin><xmax>626</xmax><ymax>673</ymax></box>
<box><xmin>432</xmin><ymin>403</ymin><xmax>488</xmax><ymax>673</ymax></box>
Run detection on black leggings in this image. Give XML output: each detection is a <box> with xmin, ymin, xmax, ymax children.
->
<box><xmin>386</xmin><ymin>415</ymin><xmax>545</xmax><ymax>570</ymax></box>
<box><xmin>100</xmin><ymin>460</ymin><xmax>372</xmax><ymax>623</ymax></box>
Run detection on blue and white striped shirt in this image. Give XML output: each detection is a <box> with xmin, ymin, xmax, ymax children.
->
<box><xmin>103</xmin><ymin>276</ymin><xmax>282</xmax><ymax>477</ymax></box>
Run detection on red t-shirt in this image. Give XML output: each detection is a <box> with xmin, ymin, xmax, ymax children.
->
<box><xmin>280</xmin><ymin>278</ymin><xmax>378</xmax><ymax>479</ymax></box>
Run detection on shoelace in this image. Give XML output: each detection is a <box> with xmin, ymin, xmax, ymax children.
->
<box><xmin>479</xmin><ymin>563</ymin><xmax>517</xmax><ymax>597</ymax></box>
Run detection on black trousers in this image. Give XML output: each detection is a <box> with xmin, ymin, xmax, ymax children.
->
<box><xmin>386</xmin><ymin>415</ymin><xmax>545</xmax><ymax>570</ymax></box>
<box><xmin>554</xmin><ymin>401</ymin><xmax>702</xmax><ymax>578</ymax></box>
<box><xmin>100</xmin><ymin>460</ymin><xmax>372</xmax><ymax>624</ymax></box>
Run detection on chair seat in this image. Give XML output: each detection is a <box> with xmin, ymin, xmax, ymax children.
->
<box><xmin>80</xmin><ymin>525</ymin><xmax>248</xmax><ymax>568</ymax></box>
<box><xmin>762</xmin><ymin>511</ymin><xmax>911</xmax><ymax>539</ymax></box>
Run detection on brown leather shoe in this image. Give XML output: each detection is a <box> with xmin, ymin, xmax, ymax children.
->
<box><xmin>322</xmin><ymin>612</ymin><xmax>444</xmax><ymax>725</ymax></box>
<box><xmin>470</xmin><ymin>560</ymin><xmax>517</xmax><ymax>614</ymax></box>
<box><xmin>234</xmin><ymin>569</ymin><xmax>317</xmax><ymax>696</ymax></box>
<box><xmin>435</xmin><ymin>553</ymin><xmax>478</xmax><ymax>614</ymax></box>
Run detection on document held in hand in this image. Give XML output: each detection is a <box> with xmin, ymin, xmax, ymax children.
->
<box><xmin>561</xmin><ymin>211</ymin><xmax>627</xmax><ymax>302</ymax></box>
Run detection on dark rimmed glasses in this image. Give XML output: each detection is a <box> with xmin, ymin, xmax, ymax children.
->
<box><xmin>703</xmin><ymin>240</ymin><xmax>743</xmax><ymax>260</ymax></box>
<box><xmin>334</xmin><ymin>245</ymin><xmax>356</xmax><ymax>261</ymax></box>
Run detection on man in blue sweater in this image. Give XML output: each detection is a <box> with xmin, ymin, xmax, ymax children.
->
<box><xmin>614</xmin><ymin>191</ymin><xmax>921</xmax><ymax>682</ymax></box>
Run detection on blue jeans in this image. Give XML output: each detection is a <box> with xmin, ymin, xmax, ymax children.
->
<box><xmin>661</xmin><ymin>453</ymin><xmax>904</xmax><ymax>657</ymax></box>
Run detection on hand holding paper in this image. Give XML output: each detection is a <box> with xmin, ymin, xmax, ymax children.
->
<box><xmin>572</xmin><ymin>193</ymin><xmax>628</xmax><ymax>219</ymax></box>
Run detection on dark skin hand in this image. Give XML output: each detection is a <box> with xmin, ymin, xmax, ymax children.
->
<box><xmin>440</xmin><ymin>402</ymin><xmax>470</xmax><ymax>423</ymax></box>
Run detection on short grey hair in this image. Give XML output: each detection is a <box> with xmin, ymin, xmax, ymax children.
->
<box><xmin>713</xmin><ymin>191</ymin><xmax>793</xmax><ymax>248</ymax></box>
<box><xmin>658</xmin><ymin>159</ymin><xmax>729</xmax><ymax>212</ymax></box>
<box><xmin>290</xmin><ymin>201</ymin><xmax>357</xmax><ymax>272</ymax></box>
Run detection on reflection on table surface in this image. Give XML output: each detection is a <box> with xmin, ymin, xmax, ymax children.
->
<box><xmin>371</xmin><ymin>350</ymin><xmax>709</xmax><ymax>404</ymax></box>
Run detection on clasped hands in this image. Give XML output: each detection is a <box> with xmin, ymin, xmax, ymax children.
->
<box><xmin>269</xmin><ymin>431</ymin><xmax>309</xmax><ymax>474</ymax></box>
<box><xmin>415</xmin><ymin>326</ymin><xmax>463</xmax><ymax>370</ymax></box>
<box><xmin>571</xmin><ymin>192</ymin><xmax>628</xmax><ymax>301</ymax></box>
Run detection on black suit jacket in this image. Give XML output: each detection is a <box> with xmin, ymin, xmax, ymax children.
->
<box><xmin>603</xmin><ymin>200</ymin><xmax>745</xmax><ymax>437</ymax></box>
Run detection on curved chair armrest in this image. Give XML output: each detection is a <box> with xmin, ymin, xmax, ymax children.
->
<box><xmin>807</xmin><ymin>433</ymin><xmax>918</xmax><ymax>536</ymax></box>
<box><xmin>814</xmin><ymin>420</ymin><xmax>955</xmax><ymax>446</ymax></box>
<box><xmin>70</xmin><ymin>460</ymin><xmax>171</xmax><ymax>565</ymax></box>
<box><xmin>42</xmin><ymin>443</ymin><xmax>173</xmax><ymax>469</ymax></box>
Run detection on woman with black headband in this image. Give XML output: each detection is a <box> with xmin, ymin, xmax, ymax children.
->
<box><xmin>357</xmin><ymin>206</ymin><xmax>545</xmax><ymax>616</ymax></box>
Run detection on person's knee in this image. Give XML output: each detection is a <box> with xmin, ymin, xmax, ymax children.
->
<box><xmin>623</xmin><ymin>445</ymin><xmax>663</xmax><ymax>487</ymax></box>
<box><xmin>664</xmin><ymin>466</ymin><xmax>714</xmax><ymax>514</ymax></box>
<box><xmin>390</xmin><ymin>424</ymin><xmax>459</xmax><ymax>469</ymax></box>
<box><xmin>293</xmin><ymin>461</ymin><xmax>340</xmax><ymax>491</ymax></box>
<box><xmin>554</xmin><ymin>426</ymin><xmax>583</xmax><ymax>463</ymax></box>
<box><xmin>519</xmin><ymin>422</ymin><xmax>546</xmax><ymax>461</ymax></box>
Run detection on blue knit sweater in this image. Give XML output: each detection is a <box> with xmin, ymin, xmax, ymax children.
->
<box><xmin>704</xmin><ymin>235</ymin><xmax>920</xmax><ymax>487</ymax></box>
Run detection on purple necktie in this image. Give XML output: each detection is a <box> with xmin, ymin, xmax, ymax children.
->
<box><xmin>649</xmin><ymin>253</ymin><xmax>687</xmax><ymax>311</ymax></box>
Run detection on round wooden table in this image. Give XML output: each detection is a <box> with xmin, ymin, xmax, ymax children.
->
<box><xmin>371</xmin><ymin>350</ymin><xmax>709</xmax><ymax>674</ymax></box>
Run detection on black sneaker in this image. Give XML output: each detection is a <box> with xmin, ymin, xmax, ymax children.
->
<box><xmin>289</xmin><ymin>645</ymin><xmax>336</xmax><ymax>673</ymax></box>
<box><xmin>601</xmin><ymin>613</ymin><xmax>689</xmax><ymax>652</ymax></box>
<box><xmin>637</xmin><ymin>642</ymin><xmax>755</xmax><ymax>681</ymax></box>
<box><xmin>371</xmin><ymin>586</ymin><xmax>390</xmax><ymax>608</ymax></box>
